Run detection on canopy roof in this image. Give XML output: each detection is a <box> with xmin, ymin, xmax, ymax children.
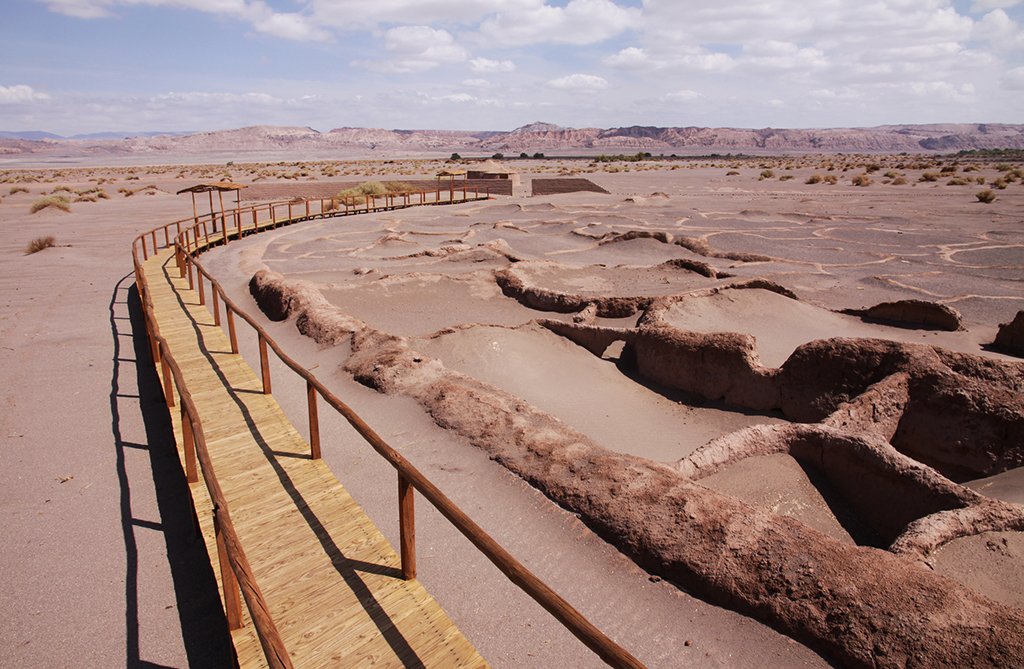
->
<box><xmin>436</xmin><ymin>169</ymin><xmax>467</xmax><ymax>177</ymax></box>
<box><xmin>176</xmin><ymin>181</ymin><xmax>248</xmax><ymax>195</ymax></box>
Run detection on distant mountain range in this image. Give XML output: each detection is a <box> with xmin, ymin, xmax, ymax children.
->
<box><xmin>3</xmin><ymin>122</ymin><xmax>1023</xmax><ymax>159</ymax></box>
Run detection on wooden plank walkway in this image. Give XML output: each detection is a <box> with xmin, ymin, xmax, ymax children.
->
<box><xmin>143</xmin><ymin>247</ymin><xmax>487</xmax><ymax>668</ymax></box>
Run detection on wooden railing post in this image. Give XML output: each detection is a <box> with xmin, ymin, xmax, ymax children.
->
<box><xmin>186</xmin><ymin>256</ymin><xmax>194</xmax><ymax>291</ymax></box>
<box><xmin>161</xmin><ymin>355</ymin><xmax>174</xmax><ymax>407</ymax></box>
<box><xmin>212</xmin><ymin>287</ymin><xmax>221</xmax><ymax>326</ymax></box>
<box><xmin>259</xmin><ymin>334</ymin><xmax>271</xmax><ymax>394</ymax></box>
<box><xmin>252</xmin><ymin>209</ymin><xmax>257</xmax><ymax>233</ymax></box>
<box><xmin>398</xmin><ymin>473</ymin><xmax>416</xmax><ymax>580</ymax></box>
<box><xmin>307</xmin><ymin>380</ymin><xmax>321</xmax><ymax>460</ymax></box>
<box><xmin>164</xmin><ymin>226</ymin><xmax>170</xmax><ymax>248</ymax></box>
<box><xmin>214</xmin><ymin>512</ymin><xmax>244</xmax><ymax>630</ymax></box>
<box><xmin>197</xmin><ymin>271</ymin><xmax>205</xmax><ymax>305</ymax></box>
<box><xmin>181</xmin><ymin>404</ymin><xmax>198</xmax><ymax>483</ymax></box>
<box><xmin>226</xmin><ymin>306</ymin><xmax>239</xmax><ymax>354</ymax></box>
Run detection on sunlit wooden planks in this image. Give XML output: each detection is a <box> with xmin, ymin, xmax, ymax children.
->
<box><xmin>144</xmin><ymin>248</ymin><xmax>486</xmax><ymax>668</ymax></box>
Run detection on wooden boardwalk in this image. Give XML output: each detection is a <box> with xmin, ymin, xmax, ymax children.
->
<box><xmin>143</xmin><ymin>247</ymin><xmax>487</xmax><ymax>668</ymax></box>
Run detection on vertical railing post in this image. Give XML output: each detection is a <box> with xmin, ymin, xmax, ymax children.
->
<box><xmin>181</xmin><ymin>404</ymin><xmax>198</xmax><ymax>483</ymax></box>
<box><xmin>259</xmin><ymin>334</ymin><xmax>271</xmax><ymax>394</ymax></box>
<box><xmin>203</xmin><ymin>220</ymin><xmax>210</xmax><ymax>248</ymax></box>
<box><xmin>306</xmin><ymin>380</ymin><xmax>321</xmax><ymax>459</ymax></box>
<box><xmin>251</xmin><ymin>208</ymin><xmax>257</xmax><ymax>233</ymax></box>
<box><xmin>212</xmin><ymin>287</ymin><xmax>221</xmax><ymax>326</ymax></box>
<box><xmin>164</xmin><ymin>226</ymin><xmax>170</xmax><ymax>248</ymax></box>
<box><xmin>161</xmin><ymin>355</ymin><xmax>174</xmax><ymax>407</ymax></box>
<box><xmin>288</xmin><ymin>202</ymin><xmax>293</xmax><ymax>221</ymax></box>
<box><xmin>186</xmin><ymin>256</ymin><xmax>194</xmax><ymax>291</ymax></box>
<box><xmin>214</xmin><ymin>513</ymin><xmax>244</xmax><ymax>631</ymax></box>
<box><xmin>197</xmin><ymin>270</ymin><xmax>205</xmax><ymax>305</ymax></box>
<box><xmin>226</xmin><ymin>307</ymin><xmax>238</xmax><ymax>354</ymax></box>
<box><xmin>398</xmin><ymin>473</ymin><xmax>416</xmax><ymax>580</ymax></box>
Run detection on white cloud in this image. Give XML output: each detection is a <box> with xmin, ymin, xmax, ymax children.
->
<box><xmin>356</xmin><ymin>26</ymin><xmax>469</xmax><ymax>73</ymax></box>
<box><xmin>546</xmin><ymin>73</ymin><xmax>609</xmax><ymax>91</ymax></box>
<box><xmin>470</xmin><ymin>57</ymin><xmax>515</xmax><ymax>73</ymax></box>
<box><xmin>0</xmin><ymin>85</ymin><xmax>52</xmax><ymax>104</ymax></box>
<box><xmin>479</xmin><ymin>0</ymin><xmax>641</xmax><ymax>46</ymax></box>
<box><xmin>1001</xmin><ymin>65</ymin><xmax>1024</xmax><ymax>88</ymax></box>
<box><xmin>973</xmin><ymin>9</ymin><xmax>1024</xmax><ymax>50</ymax></box>
<box><xmin>604</xmin><ymin>47</ymin><xmax>660</xmax><ymax>69</ymax></box>
<box><xmin>42</xmin><ymin>0</ymin><xmax>327</xmax><ymax>41</ymax></box>
<box><xmin>462</xmin><ymin>78</ymin><xmax>493</xmax><ymax>88</ymax></box>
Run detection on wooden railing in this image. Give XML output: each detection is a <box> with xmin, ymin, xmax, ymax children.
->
<box><xmin>131</xmin><ymin>185</ymin><xmax>645</xmax><ymax>669</ymax></box>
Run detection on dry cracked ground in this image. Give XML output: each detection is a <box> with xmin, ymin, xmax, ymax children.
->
<box><xmin>191</xmin><ymin>167</ymin><xmax>1024</xmax><ymax>669</ymax></box>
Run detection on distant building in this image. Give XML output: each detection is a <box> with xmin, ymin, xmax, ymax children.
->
<box><xmin>466</xmin><ymin>160</ymin><xmax>521</xmax><ymax>190</ymax></box>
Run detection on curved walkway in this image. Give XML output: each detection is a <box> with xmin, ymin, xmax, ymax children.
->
<box><xmin>143</xmin><ymin>247</ymin><xmax>486</xmax><ymax>667</ymax></box>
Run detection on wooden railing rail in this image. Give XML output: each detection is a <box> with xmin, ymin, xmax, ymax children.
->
<box><xmin>133</xmin><ymin>184</ymin><xmax>645</xmax><ymax>669</ymax></box>
<box><xmin>132</xmin><ymin>242</ymin><xmax>294</xmax><ymax>669</ymax></box>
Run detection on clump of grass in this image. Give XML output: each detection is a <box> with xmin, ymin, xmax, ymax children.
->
<box><xmin>726</xmin><ymin>170</ymin><xmax>740</xmax><ymax>176</ymax></box>
<box><xmin>759</xmin><ymin>169</ymin><xmax>775</xmax><ymax>180</ymax></box>
<box><xmin>891</xmin><ymin>176</ymin><xmax>909</xmax><ymax>185</ymax></box>
<box><xmin>991</xmin><ymin>178</ymin><xmax>1008</xmax><ymax>190</ymax></box>
<box><xmin>779</xmin><ymin>175</ymin><xmax>794</xmax><ymax>181</ymax></box>
<box><xmin>946</xmin><ymin>177</ymin><xmax>970</xmax><ymax>186</ymax></box>
<box><xmin>883</xmin><ymin>170</ymin><xmax>900</xmax><ymax>179</ymax></box>
<box><xmin>823</xmin><ymin>174</ymin><xmax>839</xmax><ymax>185</ymax></box>
<box><xmin>25</xmin><ymin>235</ymin><xmax>56</xmax><ymax>254</ymax></box>
<box><xmin>919</xmin><ymin>172</ymin><xmax>939</xmax><ymax>182</ymax></box>
<box><xmin>29</xmin><ymin>195</ymin><xmax>71</xmax><ymax>214</ymax></box>
<box><xmin>9</xmin><ymin>186</ymin><xmax>29</xmax><ymax>195</ymax></box>
<box><xmin>976</xmin><ymin>189</ymin><xmax>996</xmax><ymax>203</ymax></box>
<box><xmin>805</xmin><ymin>174</ymin><xmax>822</xmax><ymax>184</ymax></box>
<box><xmin>851</xmin><ymin>174</ymin><xmax>872</xmax><ymax>187</ymax></box>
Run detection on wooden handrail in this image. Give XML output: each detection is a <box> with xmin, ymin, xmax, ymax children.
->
<box><xmin>133</xmin><ymin>186</ymin><xmax>644</xmax><ymax>668</ymax></box>
<box><xmin>131</xmin><ymin>243</ymin><xmax>294</xmax><ymax>669</ymax></box>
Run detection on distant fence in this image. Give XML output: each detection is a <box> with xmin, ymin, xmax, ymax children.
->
<box><xmin>131</xmin><ymin>185</ymin><xmax>645</xmax><ymax>669</ymax></box>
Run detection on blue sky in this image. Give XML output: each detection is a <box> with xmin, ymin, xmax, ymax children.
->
<box><xmin>1</xmin><ymin>0</ymin><xmax>1022</xmax><ymax>134</ymax></box>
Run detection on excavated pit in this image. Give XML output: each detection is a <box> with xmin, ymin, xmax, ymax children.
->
<box><xmin>230</xmin><ymin>191</ymin><xmax>1024</xmax><ymax>668</ymax></box>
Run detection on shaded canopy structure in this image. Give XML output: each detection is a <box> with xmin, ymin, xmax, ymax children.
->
<box><xmin>176</xmin><ymin>181</ymin><xmax>247</xmax><ymax>222</ymax></box>
<box><xmin>436</xmin><ymin>169</ymin><xmax>467</xmax><ymax>198</ymax></box>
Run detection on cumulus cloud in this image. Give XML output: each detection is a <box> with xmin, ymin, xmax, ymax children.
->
<box><xmin>356</xmin><ymin>26</ymin><xmax>469</xmax><ymax>73</ymax></box>
<box><xmin>604</xmin><ymin>47</ymin><xmax>660</xmax><ymax>69</ymax></box>
<box><xmin>42</xmin><ymin>0</ymin><xmax>328</xmax><ymax>41</ymax></box>
<box><xmin>546</xmin><ymin>73</ymin><xmax>609</xmax><ymax>91</ymax></box>
<box><xmin>1001</xmin><ymin>65</ymin><xmax>1024</xmax><ymax>88</ymax></box>
<box><xmin>0</xmin><ymin>84</ymin><xmax>52</xmax><ymax>104</ymax></box>
<box><xmin>479</xmin><ymin>0</ymin><xmax>641</xmax><ymax>46</ymax></box>
<box><xmin>470</xmin><ymin>57</ymin><xmax>515</xmax><ymax>72</ymax></box>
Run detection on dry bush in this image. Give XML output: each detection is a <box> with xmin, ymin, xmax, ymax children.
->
<box><xmin>726</xmin><ymin>170</ymin><xmax>740</xmax><ymax>176</ymax></box>
<box><xmin>805</xmin><ymin>174</ymin><xmax>822</xmax><ymax>184</ymax></box>
<box><xmin>946</xmin><ymin>177</ymin><xmax>970</xmax><ymax>186</ymax></box>
<box><xmin>991</xmin><ymin>178</ymin><xmax>1008</xmax><ymax>190</ymax></box>
<box><xmin>891</xmin><ymin>176</ymin><xmax>908</xmax><ymax>185</ymax></box>
<box><xmin>851</xmin><ymin>174</ymin><xmax>872</xmax><ymax>187</ymax></box>
<box><xmin>919</xmin><ymin>172</ymin><xmax>939</xmax><ymax>182</ymax></box>
<box><xmin>976</xmin><ymin>189</ymin><xmax>996</xmax><ymax>203</ymax></box>
<box><xmin>759</xmin><ymin>169</ymin><xmax>775</xmax><ymax>179</ymax></box>
<box><xmin>8</xmin><ymin>186</ymin><xmax>29</xmax><ymax>195</ymax></box>
<box><xmin>823</xmin><ymin>174</ymin><xmax>839</xmax><ymax>185</ymax></box>
<box><xmin>29</xmin><ymin>195</ymin><xmax>71</xmax><ymax>214</ymax></box>
<box><xmin>25</xmin><ymin>235</ymin><xmax>56</xmax><ymax>254</ymax></box>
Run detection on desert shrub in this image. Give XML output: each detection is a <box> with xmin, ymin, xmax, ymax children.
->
<box><xmin>919</xmin><ymin>172</ymin><xmax>939</xmax><ymax>182</ymax></box>
<box><xmin>75</xmin><ymin>194</ymin><xmax>97</xmax><ymax>202</ymax></box>
<box><xmin>866</xmin><ymin>163</ymin><xmax>881</xmax><ymax>173</ymax></box>
<box><xmin>891</xmin><ymin>176</ymin><xmax>909</xmax><ymax>185</ymax></box>
<box><xmin>24</xmin><ymin>235</ymin><xmax>56</xmax><ymax>254</ymax></box>
<box><xmin>726</xmin><ymin>170</ymin><xmax>740</xmax><ymax>176</ymax></box>
<box><xmin>995</xmin><ymin>163</ymin><xmax>1011</xmax><ymax>171</ymax></box>
<box><xmin>940</xmin><ymin>164</ymin><xmax>957</xmax><ymax>174</ymax></box>
<box><xmin>976</xmin><ymin>176</ymin><xmax>987</xmax><ymax>184</ymax></box>
<box><xmin>29</xmin><ymin>195</ymin><xmax>71</xmax><ymax>214</ymax></box>
<box><xmin>805</xmin><ymin>174</ymin><xmax>822</xmax><ymax>184</ymax></box>
<box><xmin>9</xmin><ymin>186</ymin><xmax>29</xmax><ymax>195</ymax></box>
<box><xmin>823</xmin><ymin>175</ymin><xmax>839</xmax><ymax>185</ymax></box>
<box><xmin>946</xmin><ymin>177</ymin><xmax>970</xmax><ymax>186</ymax></box>
<box><xmin>962</xmin><ymin>164</ymin><xmax>978</xmax><ymax>172</ymax></box>
<box><xmin>336</xmin><ymin>181</ymin><xmax>389</xmax><ymax>205</ymax></box>
<box><xmin>385</xmin><ymin>182</ymin><xmax>415</xmax><ymax>193</ymax></box>
<box><xmin>851</xmin><ymin>174</ymin><xmax>872</xmax><ymax>187</ymax></box>
<box><xmin>759</xmin><ymin>169</ymin><xmax>775</xmax><ymax>179</ymax></box>
<box><xmin>976</xmin><ymin>189</ymin><xmax>996</xmax><ymax>203</ymax></box>
<box><xmin>779</xmin><ymin>175</ymin><xmax>794</xmax><ymax>181</ymax></box>
<box><xmin>883</xmin><ymin>171</ymin><xmax>900</xmax><ymax>179</ymax></box>
<box><xmin>991</xmin><ymin>178</ymin><xmax>1008</xmax><ymax>189</ymax></box>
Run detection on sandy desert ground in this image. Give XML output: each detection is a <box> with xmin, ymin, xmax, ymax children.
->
<box><xmin>1</xmin><ymin>154</ymin><xmax>1022</xmax><ymax>667</ymax></box>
